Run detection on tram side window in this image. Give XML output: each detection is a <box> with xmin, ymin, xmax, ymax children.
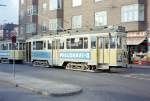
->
<box><xmin>84</xmin><ymin>37</ymin><xmax>88</xmax><ymax>49</ymax></box>
<box><xmin>71</xmin><ymin>38</ymin><xmax>76</xmax><ymax>49</ymax></box>
<box><xmin>91</xmin><ymin>36</ymin><xmax>97</xmax><ymax>49</ymax></box>
<box><xmin>99</xmin><ymin>37</ymin><xmax>103</xmax><ymax>49</ymax></box>
<box><xmin>122</xmin><ymin>37</ymin><xmax>127</xmax><ymax>49</ymax></box>
<box><xmin>67</xmin><ymin>38</ymin><xmax>84</xmax><ymax>49</ymax></box>
<box><xmin>33</xmin><ymin>42</ymin><xmax>36</xmax><ymax>50</ymax></box>
<box><xmin>36</xmin><ymin>41</ymin><xmax>43</xmax><ymax>50</ymax></box>
<box><xmin>23</xmin><ymin>43</ymin><xmax>25</xmax><ymax>50</ymax></box>
<box><xmin>117</xmin><ymin>37</ymin><xmax>122</xmax><ymax>48</ymax></box>
<box><xmin>15</xmin><ymin>43</ymin><xmax>19</xmax><ymax>50</ymax></box>
<box><xmin>9</xmin><ymin>43</ymin><xmax>12</xmax><ymax>50</ymax></box>
<box><xmin>110</xmin><ymin>37</ymin><xmax>116</xmax><ymax>49</ymax></box>
<box><xmin>60</xmin><ymin>41</ymin><xmax>64</xmax><ymax>49</ymax></box>
<box><xmin>19</xmin><ymin>43</ymin><xmax>23</xmax><ymax>50</ymax></box>
<box><xmin>66</xmin><ymin>39</ymin><xmax>71</xmax><ymax>49</ymax></box>
<box><xmin>48</xmin><ymin>41</ymin><xmax>52</xmax><ymax>49</ymax></box>
<box><xmin>78</xmin><ymin>38</ymin><xmax>83</xmax><ymax>49</ymax></box>
<box><xmin>43</xmin><ymin>41</ymin><xmax>46</xmax><ymax>49</ymax></box>
<box><xmin>104</xmin><ymin>37</ymin><xmax>109</xmax><ymax>49</ymax></box>
<box><xmin>2</xmin><ymin>44</ymin><xmax>9</xmax><ymax>50</ymax></box>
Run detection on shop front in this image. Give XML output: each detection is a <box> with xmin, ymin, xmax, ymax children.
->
<box><xmin>127</xmin><ymin>31</ymin><xmax>150</xmax><ymax>64</ymax></box>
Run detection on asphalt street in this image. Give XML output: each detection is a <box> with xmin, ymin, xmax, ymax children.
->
<box><xmin>0</xmin><ymin>63</ymin><xmax>150</xmax><ymax>101</ymax></box>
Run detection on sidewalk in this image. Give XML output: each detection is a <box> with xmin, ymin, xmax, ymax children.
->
<box><xmin>0</xmin><ymin>72</ymin><xmax>82</xmax><ymax>96</ymax></box>
<box><xmin>128</xmin><ymin>64</ymin><xmax>150</xmax><ymax>68</ymax></box>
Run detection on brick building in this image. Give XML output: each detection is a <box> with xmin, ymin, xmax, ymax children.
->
<box><xmin>19</xmin><ymin>0</ymin><xmax>150</xmax><ymax>63</ymax></box>
<box><xmin>19</xmin><ymin>0</ymin><xmax>63</xmax><ymax>39</ymax></box>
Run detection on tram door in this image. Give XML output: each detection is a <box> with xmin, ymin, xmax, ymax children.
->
<box><xmin>52</xmin><ymin>39</ymin><xmax>60</xmax><ymax>66</ymax></box>
<box><xmin>97</xmin><ymin>37</ymin><xmax>110</xmax><ymax>69</ymax></box>
<box><xmin>25</xmin><ymin>42</ymin><xmax>31</xmax><ymax>62</ymax></box>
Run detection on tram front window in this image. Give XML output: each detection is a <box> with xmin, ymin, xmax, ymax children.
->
<box><xmin>117</xmin><ymin>37</ymin><xmax>122</xmax><ymax>49</ymax></box>
<box><xmin>122</xmin><ymin>37</ymin><xmax>127</xmax><ymax>49</ymax></box>
<box><xmin>110</xmin><ymin>37</ymin><xmax>116</xmax><ymax>49</ymax></box>
<box><xmin>19</xmin><ymin>43</ymin><xmax>24</xmax><ymax>50</ymax></box>
<box><xmin>104</xmin><ymin>37</ymin><xmax>109</xmax><ymax>49</ymax></box>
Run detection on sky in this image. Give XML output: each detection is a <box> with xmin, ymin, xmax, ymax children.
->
<box><xmin>0</xmin><ymin>0</ymin><xmax>19</xmax><ymax>24</ymax></box>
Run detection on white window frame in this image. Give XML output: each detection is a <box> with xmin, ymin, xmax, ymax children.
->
<box><xmin>21</xmin><ymin>0</ymin><xmax>24</xmax><ymax>4</ymax></box>
<box><xmin>121</xmin><ymin>4</ymin><xmax>145</xmax><ymax>22</ymax></box>
<box><xmin>72</xmin><ymin>0</ymin><xmax>82</xmax><ymax>7</ymax></box>
<box><xmin>42</xmin><ymin>3</ymin><xmax>47</xmax><ymax>11</ymax></box>
<box><xmin>95</xmin><ymin>11</ymin><xmax>107</xmax><ymax>26</ymax></box>
<box><xmin>49</xmin><ymin>0</ymin><xmax>62</xmax><ymax>10</ymax></box>
<box><xmin>27</xmin><ymin>5</ymin><xmax>37</xmax><ymax>16</ymax></box>
<box><xmin>72</xmin><ymin>15</ymin><xmax>82</xmax><ymax>29</ymax></box>
<box><xmin>49</xmin><ymin>18</ymin><xmax>62</xmax><ymax>30</ymax></box>
<box><xmin>95</xmin><ymin>0</ymin><xmax>103</xmax><ymax>3</ymax></box>
<box><xmin>26</xmin><ymin>23</ymin><xmax>36</xmax><ymax>33</ymax></box>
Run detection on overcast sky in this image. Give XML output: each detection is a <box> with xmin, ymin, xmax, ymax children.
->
<box><xmin>0</xmin><ymin>0</ymin><xmax>19</xmax><ymax>24</ymax></box>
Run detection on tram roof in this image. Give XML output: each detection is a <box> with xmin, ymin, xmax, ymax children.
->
<box><xmin>26</xmin><ymin>26</ymin><xmax>126</xmax><ymax>40</ymax></box>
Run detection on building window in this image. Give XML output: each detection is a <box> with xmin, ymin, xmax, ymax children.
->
<box><xmin>49</xmin><ymin>0</ymin><xmax>62</xmax><ymax>10</ymax></box>
<box><xmin>72</xmin><ymin>0</ymin><xmax>82</xmax><ymax>7</ymax></box>
<box><xmin>49</xmin><ymin>18</ymin><xmax>62</xmax><ymax>30</ymax></box>
<box><xmin>21</xmin><ymin>0</ymin><xmax>24</xmax><ymax>4</ymax></box>
<box><xmin>72</xmin><ymin>15</ymin><xmax>82</xmax><ymax>29</ymax></box>
<box><xmin>95</xmin><ymin>0</ymin><xmax>103</xmax><ymax>2</ymax></box>
<box><xmin>95</xmin><ymin>11</ymin><xmax>107</xmax><ymax>26</ymax></box>
<box><xmin>27</xmin><ymin>5</ymin><xmax>37</xmax><ymax>16</ymax></box>
<box><xmin>43</xmin><ymin>3</ymin><xmax>47</xmax><ymax>11</ymax></box>
<box><xmin>121</xmin><ymin>4</ymin><xmax>144</xmax><ymax>22</ymax></box>
<box><xmin>26</xmin><ymin>23</ymin><xmax>36</xmax><ymax>33</ymax></box>
<box><xmin>41</xmin><ymin>22</ymin><xmax>47</xmax><ymax>32</ymax></box>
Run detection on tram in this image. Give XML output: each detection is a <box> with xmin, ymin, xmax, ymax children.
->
<box><xmin>0</xmin><ymin>40</ymin><xmax>25</xmax><ymax>63</ymax></box>
<box><xmin>25</xmin><ymin>26</ymin><xmax>128</xmax><ymax>72</ymax></box>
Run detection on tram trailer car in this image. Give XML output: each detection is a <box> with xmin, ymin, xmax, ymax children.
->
<box><xmin>26</xmin><ymin>29</ymin><xmax>128</xmax><ymax>72</ymax></box>
<box><xmin>0</xmin><ymin>40</ymin><xmax>25</xmax><ymax>63</ymax></box>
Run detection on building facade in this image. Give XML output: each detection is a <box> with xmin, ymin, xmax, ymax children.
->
<box><xmin>19</xmin><ymin>0</ymin><xmax>63</xmax><ymax>39</ymax></box>
<box><xmin>19</xmin><ymin>0</ymin><xmax>38</xmax><ymax>39</ymax></box>
<box><xmin>19</xmin><ymin>0</ymin><xmax>150</xmax><ymax>64</ymax></box>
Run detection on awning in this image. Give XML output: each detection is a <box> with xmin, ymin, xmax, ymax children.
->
<box><xmin>127</xmin><ymin>32</ymin><xmax>147</xmax><ymax>45</ymax></box>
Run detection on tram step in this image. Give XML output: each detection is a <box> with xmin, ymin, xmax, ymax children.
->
<box><xmin>97</xmin><ymin>63</ymin><xmax>109</xmax><ymax>70</ymax></box>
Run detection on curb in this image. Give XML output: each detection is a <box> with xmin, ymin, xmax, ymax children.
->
<box><xmin>50</xmin><ymin>88</ymin><xmax>83</xmax><ymax>97</ymax></box>
<box><xmin>17</xmin><ymin>84</ymin><xmax>83</xmax><ymax>96</ymax></box>
<box><xmin>128</xmin><ymin>64</ymin><xmax>150</xmax><ymax>69</ymax></box>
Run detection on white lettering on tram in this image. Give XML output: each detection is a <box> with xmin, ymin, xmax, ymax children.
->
<box><xmin>60</xmin><ymin>52</ymin><xmax>91</xmax><ymax>60</ymax></box>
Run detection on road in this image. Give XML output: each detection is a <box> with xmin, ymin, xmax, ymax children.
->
<box><xmin>0</xmin><ymin>63</ymin><xmax>150</xmax><ymax>101</ymax></box>
<box><xmin>0</xmin><ymin>80</ymin><xmax>52</xmax><ymax>101</ymax></box>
